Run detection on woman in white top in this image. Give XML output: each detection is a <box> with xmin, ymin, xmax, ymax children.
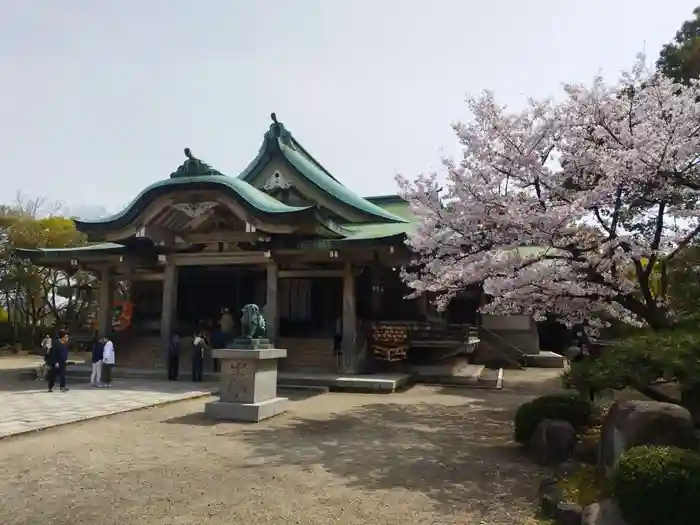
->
<box><xmin>191</xmin><ymin>332</ymin><xmax>206</xmax><ymax>382</ymax></box>
<box><xmin>101</xmin><ymin>337</ymin><xmax>116</xmax><ymax>387</ymax></box>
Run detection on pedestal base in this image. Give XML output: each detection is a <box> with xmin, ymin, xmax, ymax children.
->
<box><xmin>204</xmin><ymin>397</ymin><xmax>289</xmax><ymax>423</ymax></box>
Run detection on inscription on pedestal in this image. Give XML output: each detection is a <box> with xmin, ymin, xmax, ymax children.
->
<box><xmin>205</xmin><ymin>346</ymin><xmax>289</xmax><ymax>423</ymax></box>
<box><xmin>223</xmin><ymin>359</ymin><xmax>253</xmax><ymax>402</ymax></box>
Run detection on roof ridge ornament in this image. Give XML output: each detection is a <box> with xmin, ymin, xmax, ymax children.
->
<box><xmin>267</xmin><ymin>112</ymin><xmax>296</xmax><ymax>151</ymax></box>
<box><xmin>170</xmin><ymin>148</ymin><xmax>223</xmax><ymax>178</ymax></box>
<box><xmin>263</xmin><ymin>170</ymin><xmax>293</xmax><ymax>191</ymax></box>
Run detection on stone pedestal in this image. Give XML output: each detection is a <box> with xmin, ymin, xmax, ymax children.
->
<box><xmin>204</xmin><ymin>341</ymin><xmax>288</xmax><ymax>423</ymax></box>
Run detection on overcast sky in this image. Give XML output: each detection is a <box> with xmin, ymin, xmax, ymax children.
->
<box><xmin>1</xmin><ymin>1</ymin><xmax>698</xmax><ymax>217</ymax></box>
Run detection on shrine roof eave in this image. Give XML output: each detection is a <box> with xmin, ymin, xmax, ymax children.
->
<box><xmin>237</xmin><ymin>118</ymin><xmax>408</xmax><ymax>225</ymax></box>
<box><xmin>13</xmin><ymin>242</ymin><xmax>128</xmax><ymax>268</ymax></box>
<box><xmin>297</xmin><ymin>234</ymin><xmax>408</xmax><ymax>252</ymax></box>
<box><xmin>73</xmin><ymin>176</ymin><xmax>317</xmax><ymax>234</ymax></box>
<box><xmin>297</xmin><ymin>222</ymin><xmax>413</xmax><ymax>249</ymax></box>
<box><xmin>14</xmin><ymin>242</ymin><xmax>126</xmax><ymax>256</ymax></box>
<box><xmin>340</xmin><ymin>221</ymin><xmax>415</xmax><ymax>241</ymax></box>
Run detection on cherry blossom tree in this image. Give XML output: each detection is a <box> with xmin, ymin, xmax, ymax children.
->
<box><xmin>398</xmin><ymin>57</ymin><xmax>700</xmax><ymax>330</ymax></box>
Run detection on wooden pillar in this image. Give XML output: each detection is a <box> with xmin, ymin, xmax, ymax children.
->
<box><xmin>96</xmin><ymin>267</ymin><xmax>114</xmax><ymax>337</ymax></box>
<box><xmin>265</xmin><ymin>261</ymin><xmax>278</xmax><ymax>344</ymax></box>
<box><xmin>370</xmin><ymin>266</ymin><xmax>382</xmax><ymax>320</ymax></box>
<box><xmin>342</xmin><ymin>262</ymin><xmax>357</xmax><ymax>373</ymax></box>
<box><xmin>160</xmin><ymin>259</ymin><xmax>178</xmax><ymax>348</ymax></box>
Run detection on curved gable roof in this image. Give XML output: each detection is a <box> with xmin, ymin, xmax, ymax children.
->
<box><xmin>237</xmin><ymin>114</ymin><xmax>408</xmax><ymax>225</ymax></box>
<box><xmin>74</xmin><ymin>151</ymin><xmax>315</xmax><ymax>233</ymax></box>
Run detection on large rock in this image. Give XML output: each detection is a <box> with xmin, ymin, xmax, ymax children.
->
<box><xmin>582</xmin><ymin>500</ymin><xmax>627</xmax><ymax>525</ymax></box>
<box><xmin>538</xmin><ymin>477</ymin><xmax>564</xmax><ymax>517</ymax></box>
<box><xmin>554</xmin><ymin>501</ymin><xmax>583</xmax><ymax>525</ymax></box>
<box><xmin>530</xmin><ymin>419</ymin><xmax>576</xmax><ymax>466</ymax></box>
<box><xmin>598</xmin><ymin>400</ymin><xmax>696</xmax><ymax>477</ymax></box>
<box><xmin>573</xmin><ymin>434</ymin><xmax>599</xmax><ymax>465</ymax></box>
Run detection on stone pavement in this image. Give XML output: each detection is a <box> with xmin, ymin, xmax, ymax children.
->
<box><xmin>0</xmin><ymin>379</ymin><xmax>216</xmax><ymax>439</ymax></box>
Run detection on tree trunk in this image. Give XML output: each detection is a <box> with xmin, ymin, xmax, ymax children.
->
<box><xmin>634</xmin><ymin>383</ymin><xmax>700</xmax><ymax>427</ymax></box>
<box><xmin>636</xmin><ymin>384</ymin><xmax>680</xmax><ymax>405</ymax></box>
<box><xmin>681</xmin><ymin>383</ymin><xmax>700</xmax><ymax>426</ymax></box>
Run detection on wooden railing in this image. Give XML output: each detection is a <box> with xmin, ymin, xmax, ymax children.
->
<box><xmin>478</xmin><ymin>325</ymin><xmax>526</xmax><ymax>369</ymax></box>
<box><xmin>370</xmin><ymin>321</ymin><xmax>479</xmax><ymax>362</ymax></box>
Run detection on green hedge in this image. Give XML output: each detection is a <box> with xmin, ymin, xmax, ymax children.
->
<box><xmin>612</xmin><ymin>445</ymin><xmax>700</xmax><ymax>525</ymax></box>
<box><xmin>514</xmin><ymin>394</ymin><xmax>593</xmax><ymax>444</ymax></box>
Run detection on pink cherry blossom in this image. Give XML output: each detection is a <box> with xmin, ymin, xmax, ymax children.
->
<box><xmin>397</xmin><ymin>56</ymin><xmax>700</xmax><ymax>330</ymax></box>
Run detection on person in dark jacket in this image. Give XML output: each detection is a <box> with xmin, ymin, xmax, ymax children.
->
<box><xmin>570</xmin><ymin>323</ymin><xmax>596</xmax><ymax>401</ymax></box>
<box><xmin>167</xmin><ymin>334</ymin><xmax>181</xmax><ymax>381</ymax></box>
<box><xmin>90</xmin><ymin>334</ymin><xmax>104</xmax><ymax>387</ymax></box>
<box><xmin>47</xmin><ymin>329</ymin><xmax>70</xmax><ymax>393</ymax></box>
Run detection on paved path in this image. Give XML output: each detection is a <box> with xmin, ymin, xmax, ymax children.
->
<box><xmin>0</xmin><ymin>379</ymin><xmax>216</xmax><ymax>439</ymax></box>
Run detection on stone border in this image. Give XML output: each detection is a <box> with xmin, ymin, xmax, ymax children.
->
<box><xmin>415</xmin><ymin>367</ymin><xmax>504</xmax><ymax>390</ymax></box>
<box><xmin>538</xmin><ymin>475</ymin><xmax>583</xmax><ymax>525</ymax></box>
<box><xmin>0</xmin><ymin>391</ymin><xmax>216</xmax><ymax>442</ymax></box>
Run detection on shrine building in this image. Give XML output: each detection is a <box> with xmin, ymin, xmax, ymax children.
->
<box><xmin>17</xmin><ymin>114</ymin><xmax>542</xmax><ymax>373</ymax></box>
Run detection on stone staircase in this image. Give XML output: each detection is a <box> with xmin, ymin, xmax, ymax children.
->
<box><xmin>524</xmin><ymin>351</ymin><xmax>567</xmax><ymax>368</ymax></box>
<box><xmin>475</xmin><ymin>326</ymin><xmax>566</xmax><ymax>370</ymax></box>
<box><xmin>474</xmin><ymin>327</ymin><xmax>528</xmax><ymax>368</ymax></box>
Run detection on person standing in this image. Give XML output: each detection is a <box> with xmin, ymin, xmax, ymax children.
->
<box><xmin>41</xmin><ymin>333</ymin><xmax>52</xmax><ymax>353</ymax></box>
<box><xmin>333</xmin><ymin>317</ymin><xmax>343</xmax><ymax>370</ymax></box>
<box><xmin>37</xmin><ymin>334</ymin><xmax>52</xmax><ymax>381</ymax></box>
<box><xmin>191</xmin><ymin>332</ymin><xmax>205</xmax><ymax>382</ymax></box>
<box><xmin>167</xmin><ymin>334</ymin><xmax>180</xmax><ymax>381</ymax></box>
<box><xmin>47</xmin><ymin>330</ymin><xmax>70</xmax><ymax>393</ymax></box>
<box><xmin>571</xmin><ymin>323</ymin><xmax>596</xmax><ymax>402</ymax></box>
<box><xmin>90</xmin><ymin>335</ymin><xmax>104</xmax><ymax>387</ymax></box>
<box><xmin>102</xmin><ymin>336</ymin><xmax>115</xmax><ymax>387</ymax></box>
<box><xmin>219</xmin><ymin>308</ymin><xmax>234</xmax><ymax>344</ymax></box>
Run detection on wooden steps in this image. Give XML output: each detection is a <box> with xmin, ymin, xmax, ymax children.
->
<box><xmin>113</xmin><ymin>335</ymin><xmax>163</xmax><ymax>368</ymax></box>
<box><xmin>277</xmin><ymin>337</ymin><xmax>337</xmax><ymax>373</ymax></box>
<box><xmin>111</xmin><ymin>335</ymin><xmax>339</xmax><ymax>373</ymax></box>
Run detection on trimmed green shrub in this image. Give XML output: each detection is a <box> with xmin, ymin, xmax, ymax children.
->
<box><xmin>612</xmin><ymin>445</ymin><xmax>700</xmax><ymax>525</ymax></box>
<box><xmin>558</xmin><ymin>464</ymin><xmax>609</xmax><ymax>507</ymax></box>
<box><xmin>514</xmin><ymin>393</ymin><xmax>593</xmax><ymax>444</ymax></box>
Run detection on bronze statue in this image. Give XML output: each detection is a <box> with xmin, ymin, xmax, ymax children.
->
<box><xmin>240</xmin><ymin>304</ymin><xmax>266</xmax><ymax>339</ymax></box>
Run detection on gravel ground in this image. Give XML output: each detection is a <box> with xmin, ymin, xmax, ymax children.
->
<box><xmin>0</xmin><ymin>385</ymin><xmax>546</xmax><ymax>525</ymax></box>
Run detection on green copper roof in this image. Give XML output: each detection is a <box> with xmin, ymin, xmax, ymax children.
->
<box><xmin>333</xmin><ymin>194</ymin><xmax>416</xmax><ymax>241</ymax></box>
<box><xmin>238</xmin><ymin>114</ymin><xmax>408</xmax><ymax>225</ymax></box>
<box><xmin>341</xmin><ymin>222</ymin><xmax>414</xmax><ymax>241</ymax></box>
<box><xmin>75</xmin><ymin>150</ymin><xmax>316</xmax><ymax>233</ymax></box>
<box><xmin>365</xmin><ymin>195</ymin><xmax>414</xmax><ymax>221</ymax></box>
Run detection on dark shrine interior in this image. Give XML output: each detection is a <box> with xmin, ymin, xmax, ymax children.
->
<box><xmin>176</xmin><ymin>265</ymin><xmax>262</xmax><ymax>331</ymax></box>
